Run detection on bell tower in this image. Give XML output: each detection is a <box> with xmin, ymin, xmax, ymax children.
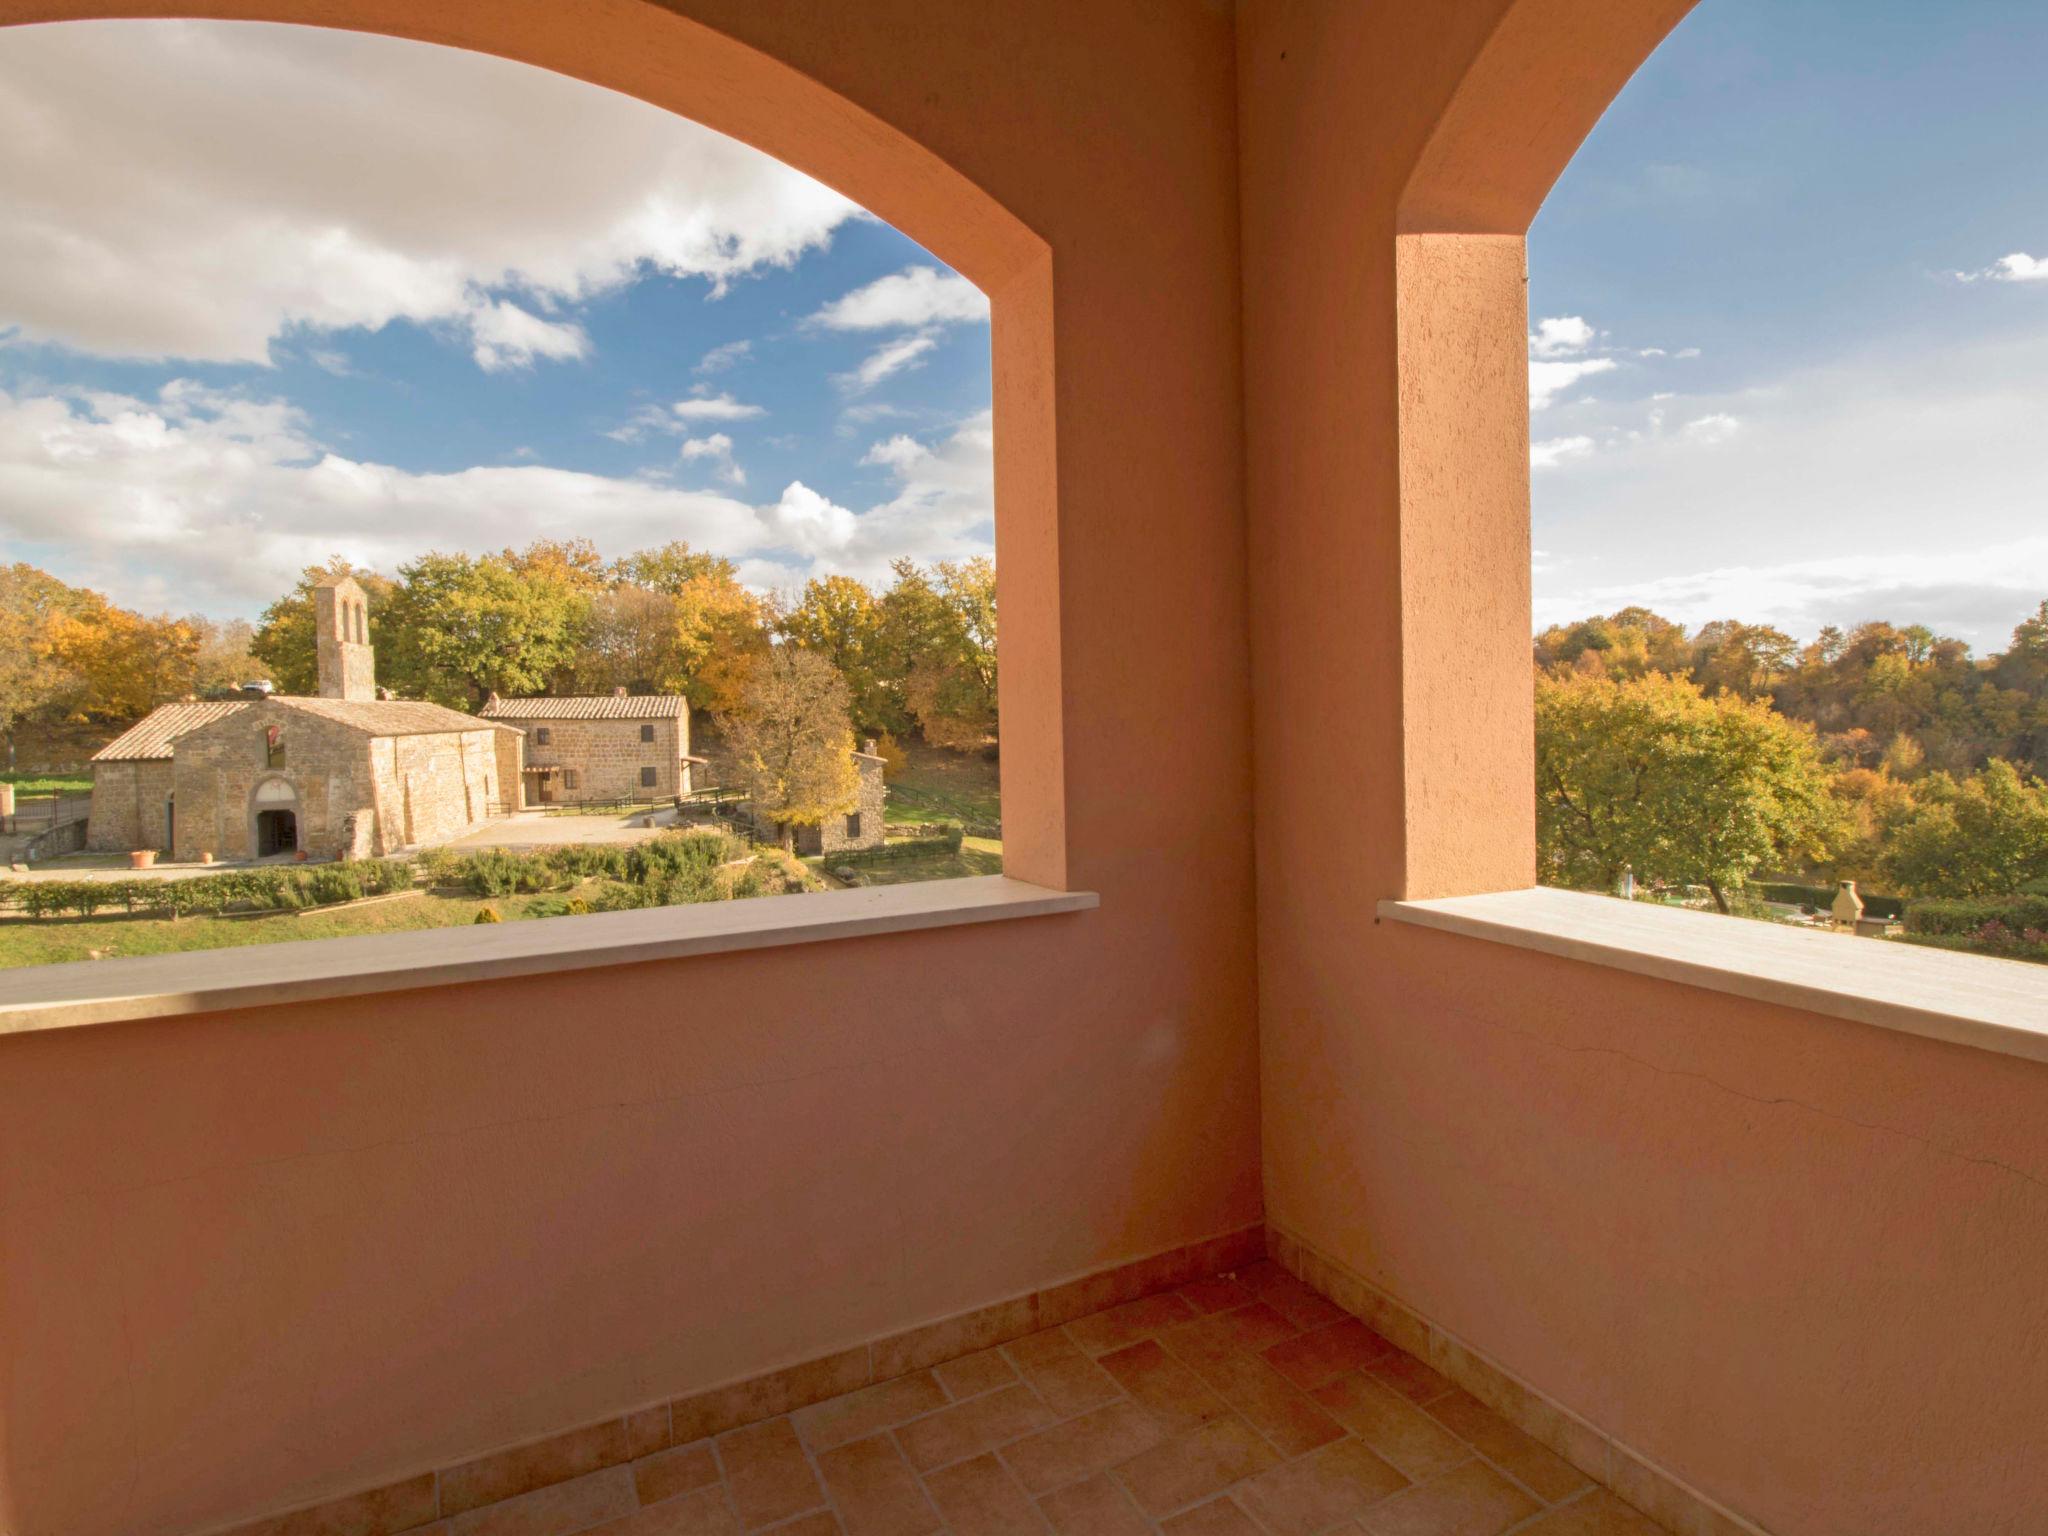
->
<box><xmin>313</xmin><ymin>574</ymin><xmax>376</xmax><ymax>701</ymax></box>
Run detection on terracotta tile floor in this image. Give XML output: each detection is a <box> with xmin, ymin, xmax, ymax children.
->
<box><xmin>443</xmin><ymin>1262</ymin><xmax>1668</xmax><ymax>1536</ymax></box>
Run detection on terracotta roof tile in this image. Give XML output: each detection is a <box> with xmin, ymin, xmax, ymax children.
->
<box><xmin>91</xmin><ymin>701</ymin><xmax>251</xmax><ymax>761</ymax></box>
<box><xmin>479</xmin><ymin>695</ymin><xmax>689</xmax><ymax>721</ymax></box>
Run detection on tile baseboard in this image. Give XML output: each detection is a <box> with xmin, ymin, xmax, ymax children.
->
<box><xmin>1265</xmin><ymin>1222</ymin><xmax>1773</xmax><ymax>1536</ymax></box>
<box><xmin>210</xmin><ymin>1221</ymin><xmax>1266</xmax><ymax>1536</ymax></box>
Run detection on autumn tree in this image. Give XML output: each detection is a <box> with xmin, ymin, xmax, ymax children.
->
<box><xmin>780</xmin><ymin>575</ymin><xmax>893</xmax><ymax>731</ymax></box>
<box><xmin>717</xmin><ymin>646</ymin><xmax>859</xmax><ymax>852</ymax></box>
<box><xmin>609</xmin><ymin>541</ymin><xmax>776</xmax><ymax>713</ymax></box>
<box><xmin>1880</xmin><ymin>760</ymin><xmax>2048</xmax><ymax>897</ymax></box>
<box><xmin>0</xmin><ymin>564</ymin><xmax>92</xmax><ymax>766</ymax></box>
<box><xmin>1536</xmin><ymin>670</ymin><xmax>1839</xmax><ymax>913</ymax></box>
<box><xmin>46</xmin><ymin>606</ymin><xmax>203</xmax><ymax>721</ymax></box>
<box><xmin>882</xmin><ymin>557</ymin><xmax>998</xmax><ymax>750</ymax></box>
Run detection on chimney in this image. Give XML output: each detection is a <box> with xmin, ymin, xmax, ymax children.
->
<box><xmin>485</xmin><ymin>691</ymin><xmax>501</xmax><ymax>708</ymax></box>
<box><xmin>864</xmin><ymin>738</ymin><xmax>878</xmax><ymax>755</ymax></box>
<box><xmin>613</xmin><ymin>686</ymin><xmax>629</xmax><ymax>698</ymax></box>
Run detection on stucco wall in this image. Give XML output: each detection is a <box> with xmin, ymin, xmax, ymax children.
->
<box><xmin>85</xmin><ymin>758</ymin><xmax>173</xmax><ymax>852</ymax></box>
<box><xmin>1238</xmin><ymin>2</ymin><xmax>2048</xmax><ymax>1532</ymax></box>
<box><xmin>0</xmin><ymin>4</ymin><xmax>1259</xmax><ymax>1535</ymax></box>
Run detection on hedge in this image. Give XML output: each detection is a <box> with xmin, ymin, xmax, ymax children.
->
<box><xmin>1902</xmin><ymin>894</ymin><xmax>2048</xmax><ymax>938</ymax></box>
<box><xmin>0</xmin><ymin>858</ymin><xmax>413</xmax><ymax>921</ymax></box>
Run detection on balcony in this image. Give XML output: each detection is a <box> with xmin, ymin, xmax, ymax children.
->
<box><xmin>1</xmin><ymin>3</ymin><xmax>2042</xmax><ymax>1536</ymax></box>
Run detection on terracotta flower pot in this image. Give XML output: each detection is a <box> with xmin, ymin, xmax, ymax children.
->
<box><xmin>128</xmin><ymin>849</ymin><xmax>157</xmax><ymax>869</ymax></box>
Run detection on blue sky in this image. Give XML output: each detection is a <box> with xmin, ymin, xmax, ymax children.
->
<box><xmin>1530</xmin><ymin>0</ymin><xmax>2048</xmax><ymax>651</ymax></box>
<box><xmin>0</xmin><ymin>21</ymin><xmax>992</xmax><ymax>620</ymax></box>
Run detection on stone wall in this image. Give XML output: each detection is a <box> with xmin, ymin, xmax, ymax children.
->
<box><xmin>794</xmin><ymin>758</ymin><xmax>887</xmax><ymax>855</ymax></box>
<box><xmin>168</xmin><ymin>705</ymin><xmax>377</xmax><ymax>862</ymax></box>
<box><xmin>516</xmin><ymin>715</ymin><xmax>687</xmax><ymax>804</ymax></box>
<box><xmin>371</xmin><ymin>730</ymin><xmax>503</xmax><ymax>852</ymax></box>
<box><xmin>490</xmin><ymin>728</ymin><xmax>524</xmax><ymax>815</ymax></box>
<box><xmin>85</xmin><ymin>759</ymin><xmax>175</xmax><ymax>852</ymax></box>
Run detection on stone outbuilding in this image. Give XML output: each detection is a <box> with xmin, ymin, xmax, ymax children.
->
<box><xmin>87</xmin><ymin>574</ymin><xmax>523</xmax><ymax>860</ymax></box>
<box><xmin>759</xmin><ymin>740</ymin><xmax>888</xmax><ymax>856</ymax></box>
<box><xmin>479</xmin><ymin>690</ymin><xmax>696</xmax><ymax>805</ymax></box>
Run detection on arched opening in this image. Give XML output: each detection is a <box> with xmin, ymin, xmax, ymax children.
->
<box><xmin>250</xmin><ymin>777</ymin><xmax>298</xmax><ymax>856</ymax></box>
<box><xmin>0</xmin><ymin>0</ymin><xmax>1066</xmax><ymax>888</ymax></box>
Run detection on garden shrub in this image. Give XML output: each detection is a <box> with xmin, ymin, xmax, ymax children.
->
<box><xmin>1904</xmin><ymin>894</ymin><xmax>2048</xmax><ymax>937</ymax></box>
<box><xmin>474</xmin><ymin>906</ymin><xmax>502</xmax><ymax>924</ymax></box>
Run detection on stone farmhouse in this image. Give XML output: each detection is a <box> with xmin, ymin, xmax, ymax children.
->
<box><xmin>89</xmin><ymin>576</ymin><xmax>522</xmax><ymax>860</ymax></box>
<box><xmin>478</xmin><ymin>691</ymin><xmax>697</xmax><ymax>805</ymax></box>
<box><xmin>771</xmin><ymin>740</ymin><xmax>889</xmax><ymax>856</ymax></box>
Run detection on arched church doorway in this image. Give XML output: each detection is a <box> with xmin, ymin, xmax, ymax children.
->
<box><xmin>250</xmin><ymin>778</ymin><xmax>299</xmax><ymax>857</ymax></box>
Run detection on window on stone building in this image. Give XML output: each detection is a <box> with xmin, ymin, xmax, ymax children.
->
<box><xmin>640</xmin><ymin>767</ymin><xmax>658</xmax><ymax>788</ymax></box>
<box><xmin>847</xmin><ymin>812</ymin><xmax>862</xmax><ymax>840</ymax></box>
<box><xmin>562</xmin><ymin>770</ymin><xmax>578</xmax><ymax>791</ymax></box>
<box><xmin>640</xmin><ymin>723</ymin><xmax>655</xmax><ymax>743</ymax></box>
<box><xmin>535</xmin><ymin>728</ymin><xmax>551</xmax><ymax>746</ymax></box>
<box><xmin>265</xmin><ymin>725</ymin><xmax>284</xmax><ymax>769</ymax></box>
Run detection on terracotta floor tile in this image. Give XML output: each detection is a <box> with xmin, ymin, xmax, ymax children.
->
<box><xmin>1110</xmin><ymin>1415</ymin><xmax>1279</xmax><ymax>1517</ymax></box>
<box><xmin>1177</xmin><ymin>1278</ymin><xmax>1257</xmax><ymax>1316</ymax></box>
<box><xmin>719</xmin><ymin>1419</ymin><xmax>826</xmax><ymax>1530</ymax></box>
<box><xmin>921</xmin><ymin>1453</ymin><xmax>1049</xmax><ymax>1536</ymax></box>
<box><xmin>1420</xmin><ymin>1393</ymin><xmax>1589</xmax><ymax>1504</ymax></box>
<box><xmin>1355</xmin><ymin>1460</ymin><xmax>1538</xmax><ymax>1536</ymax></box>
<box><xmin>763</xmin><ymin>1515</ymin><xmax>844</xmax><ymax>1536</ymax></box>
<box><xmin>589</xmin><ymin>1485</ymin><xmax>741</xmax><ymax>1536</ymax></box>
<box><xmin>450</xmin><ymin>1467</ymin><xmax>638</xmax><ymax>1536</ymax></box>
<box><xmin>814</xmin><ymin>1435</ymin><xmax>939</xmax><ymax>1536</ymax></box>
<box><xmin>1309</xmin><ymin>1376</ymin><xmax>1467</xmax><ymax>1484</ymax></box>
<box><xmin>1158</xmin><ymin>1496</ymin><xmax>1263</xmax><ymax>1536</ymax></box>
<box><xmin>1240</xmin><ymin>1272</ymin><xmax>1347</xmax><ymax>1332</ymax></box>
<box><xmin>1510</xmin><ymin>1490</ymin><xmax>1665</xmax><ymax>1536</ymax></box>
<box><xmin>1233</xmin><ymin>1437</ymin><xmax>1409</xmax><ymax>1536</ymax></box>
<box><xmin>675</xmin><ymin>1353</ymin><xmax>871</xmax><ymax>1446</ymax></box>
<box><xmin>1200</xmin><ymin>1354</ymin><xmax>1346</xmax><ymax>1458</ymax></box>
<box><xmin>1097</xmin><ymin>1341</ymin><xmax>1228</xmax><ymax>1432</ymax></box>
<box><xmin>1035</xmin><ymin>1475</ymin><xmax>1151</xmax><ymax>1536</ymax></box>
<box><xmin>1066</xmin><ymin>1295</ymin><xmax>1201</xmax><ymax>1356</ymax></box>
<box><xmin>937</xmin><ymin>1350</ymin><xmax>1020</xmax><ymax>1402</ymax></box>
<box><xmin>895</xmin><ymin>1383</ymin><xmax>1056</xmax><ymax>1473</ymax></box>
<box><xmin>796</xmin><ymin>1375</ymin><xmax>951</xmax><ymax>1453</ymax></box>
<box><xmin>442</xmin><ymin>1423</ymin><xmax>632</xmax><ymax>1517</ymax></box>
<box><xmin>629</xmin><ymin>1408</ymin><xmax>675</xmax><ymax>1461</ymax></box>
<box><xmin>1002</xmin><ymin>1334</ymin><xmax>1121</xmax><ymax>1418</ymax></box>
<box><xmin>635</xmin><ymin>1443</ymin><xmax>721</xmax><ymax>1507</ymax></box>
<box><xmin>1000</xmin><ymin>1401</ymin><xmax>1163</xmax><ymax>1496</ymax></box>
<box><xmin>1261</xmin><ymin>1321</ymin><xmax>1395</xmax><ymax>1393</ymax></box>
<box><xmin>1363</xmin><ymin>1354</ymin><xmax>1455</xmax><ymax>1408</ymax></box>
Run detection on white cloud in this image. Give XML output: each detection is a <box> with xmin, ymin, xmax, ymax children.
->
<box><xmin>466</xmin><ymin>300</ymin><xmax>589</xmax><ymax>372</ymax></box>
<box><xmin>679</xmin><ymin>432</ymin><xmax>745</xmax><ymax>487</ymax></box>
<box><xmin>839</xmin><ymin>332</ymin><xmax>939</xmax><ymax>393</ymax></box>
<box><xmin>670</xmin><ymin>392</ymin><xmax>766</xmax><ymax>421</ymax></box>
<box><xmin>0</xmin><ymin>21</ymin><xmax>858</xmax><ymax>370</ymax></box>
<box><xmin>1530</xmin><ymin>435</ymin><xmax>1595</xmax><ymax>470</ymax></box>
<box><xmin>1531</xmin><ymin>324</ymin><xmax>2048</xmax><ymax>649</ymax></box>
<box><xmin>811</xmin><ymin>266</ymin><xmax>989</xmax><ymax>331</ymax></box>
<box><xmin>1528</xmin><ymin>357</ymin><xmax>1617</xmax><ymax>410</ymax></box>
<box><xmin>1955</xmin><ymin>252</ymin><xmax>2048</xmax><ymax>284</ymax></box>
<box><xmin>0</xmin><ymin>383</ymin><xmax>994</xmax><ymax>616</ymax></box>
<box><xmin>1528</xmin><ymin>316</ymin><xmax>1596</xmax><ymax>358</ymax></box>
<box><xmin>1681</xmin><ymin>412</ymin><xmax>1741</xmax><ymax>445</ymax></box>
<box><xmin>694</xmin><ymin>339</ymin><xmax>753</xmax><ymax>374</ymax></box>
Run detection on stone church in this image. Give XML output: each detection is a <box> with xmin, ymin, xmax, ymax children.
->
<box><xmin>88</xmin><ymin>576</ymin><xmax>523</xmax><ymax>861</ymax></box>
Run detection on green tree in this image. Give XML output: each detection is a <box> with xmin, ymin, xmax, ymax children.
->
<box><xmin>781</xmin><ymin>575</ymin><xmax>892</xmax><ymax>731</ymax></box>
<box><xmin>1881</xmin><ymin>759</ymin><xmax>2048</xmax><ymax>897</ymax></box>
<box><xmin>881</xmin><ymin>557</ymin><xmax>998</xmax><ymax>749</ymax></box>
<box><xmin>717</xmin><ymin>646</ymin><xmax>860</xmax><ymax>852</ymax></box>
<box><xmin>1536</xmin><ymin>670</ymin><xmax>1839</xmax><ymax>913</ymax></box>
<box><xmin>382</xmin><ymin>548</ymin><xmax>591</xmax><ymax>708</ymax></box>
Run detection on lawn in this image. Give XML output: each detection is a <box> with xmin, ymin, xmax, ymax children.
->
<box><xmin>884</xmin><ymin>742</ymin><xmax>1000</xmax><ymax>829</ymax></box>
<box><xmin>813</xmin><ymin>835</ymin><xmax>1003</xmax><ymax>888</ymax></box>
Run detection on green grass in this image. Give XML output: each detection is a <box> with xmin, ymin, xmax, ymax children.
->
<box><xmin>883</xmin><ymin>742</ymin><xmax>1000</xmax><ymax>828</ymax></box>
<box><xmin>2</xmin><ymin>772</ymin><xmax>92</xmax><ymax>796</ymax></box>
<box><xmin>819</xmin><ymin>836</ymin><xmax>1003</xmax><ymax>888</ymax></box>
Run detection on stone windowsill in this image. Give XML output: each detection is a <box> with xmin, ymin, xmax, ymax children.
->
<box><xmin>0</xmin><ymin>875</ymin><xmax>1098</xmax><ymax>1036</ymax></box>
<box><xmin>1379</xmin><ymin>885</ymin><xmax>2048</xmax><ymax>1067</ymax></box>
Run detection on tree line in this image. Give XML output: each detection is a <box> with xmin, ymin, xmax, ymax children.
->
<box><xmin>0</xmin><ymin>542</ymin><xmax>999</xmax><ymax>765</ymax></box>
<box><xmin>1536</xmin><ymin>602</ymin><xmax>2048</xmax><ymax>909</ymax></box>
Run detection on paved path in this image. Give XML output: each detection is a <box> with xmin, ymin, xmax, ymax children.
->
<box><xmin>443</xmin><ymin>807</ymin><xmax>698</xmax><ymax>849</ymax></box>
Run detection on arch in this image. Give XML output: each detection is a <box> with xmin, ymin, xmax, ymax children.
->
<box><xmin>1386</xmin><ymin>0</ymin><xmax>1697</xmax><ymax>897</ymax></box>
<box><xmin>1</xmin><ymin>0</ymin><xmax>1069</xmax><ymax>887</ymax></box>
<box><xmin>1398</xmin><ymin>0</ymin><xmax>1699</xmax><ymax>235</ymax></box>
<box><xmin>248</xmin><ymin>774</ymin><xmax>298</xmax><ymax>856</ymax></box>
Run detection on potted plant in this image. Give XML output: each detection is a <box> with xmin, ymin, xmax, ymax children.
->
<box><xmin>128</xmin><ymin>848</ymin><xmax>157</xmax><ymax>869</ymax></box>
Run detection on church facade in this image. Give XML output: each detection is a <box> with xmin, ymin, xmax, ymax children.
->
<box><xmin>88</xmin><ymin>575</ymin><xmax>522</xmax><ymax>861</ymax></box>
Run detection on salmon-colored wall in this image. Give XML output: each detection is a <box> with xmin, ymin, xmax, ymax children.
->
<box><xmin>0</xmin><ymin>3</ymin><xmax>1259</xmax><ymax>1533</ymax></box>
<box><xmin>1240</xmin><ymin>1</ymin><xmax>2048</xmax><ymax>1532</ymax></box>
